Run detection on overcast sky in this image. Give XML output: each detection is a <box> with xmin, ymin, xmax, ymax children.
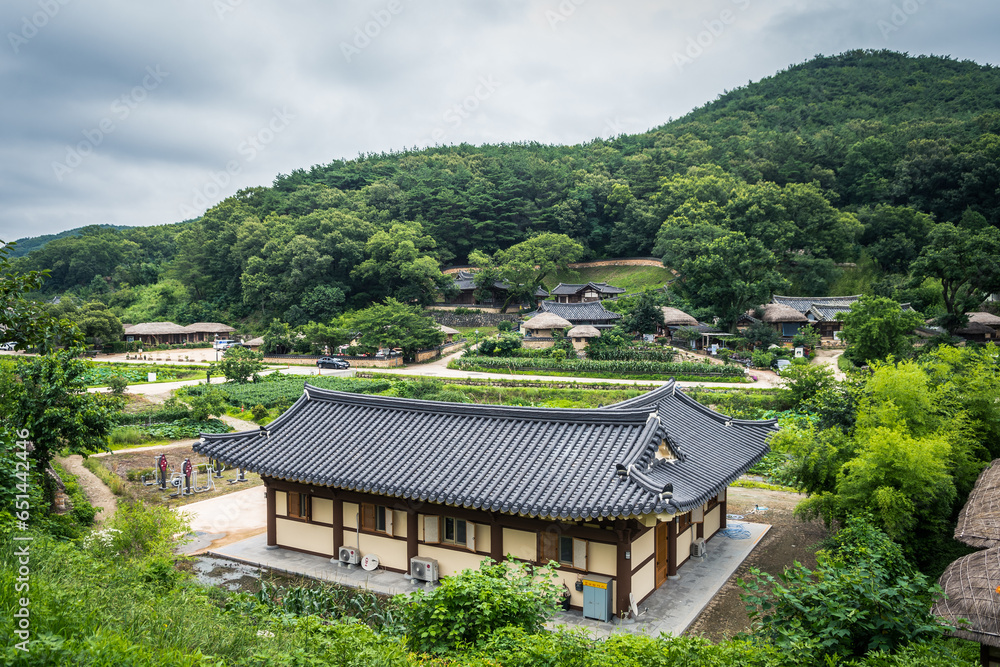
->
<box><xmin>1</xmin><ymin>0</ymin><xmax>998</xmax><ymax>242</ymax></box>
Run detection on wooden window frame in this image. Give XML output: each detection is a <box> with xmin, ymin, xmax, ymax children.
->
<box><xmin>676</xmin><ymin>512</ymin><xmax>692</xmax><ymax>534</ymax></box>
<box><xmin>539</xmin><ymin>533</ymin><xmax>587</xmax><ymax>570</ymax></box>
<box><xmin>425</xmin><ymin>515</ymin><xmax>475</xmax><ymax>551</ymax></box>
<box><xmin>360</xmin><ymin>503</ymin><xmax>392</xmax><ymax>535</ymax></box>
<box><xmin>287</xmin><ymin>491</ymin><xmax>311</xmax><ymax>522</ymax></box>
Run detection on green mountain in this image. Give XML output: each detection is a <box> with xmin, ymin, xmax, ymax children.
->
<box><xmin>13</xmin><ymin>50</ymin><xmax>1000</xmax><ymax>326</ymax></box>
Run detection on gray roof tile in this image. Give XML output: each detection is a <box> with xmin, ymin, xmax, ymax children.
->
<box><xmin>538</xmin><ymin>300</ymin><xmax>623</xmax><ymax>324</ymax></box>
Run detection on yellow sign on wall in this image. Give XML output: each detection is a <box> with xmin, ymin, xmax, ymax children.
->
<box><xmin>582</xmin><ymin>579</ymin><xmax>607</xmax><ymax>590</ymax></box>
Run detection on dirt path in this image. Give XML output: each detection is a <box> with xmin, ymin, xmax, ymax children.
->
<box><xmin>220</xmin><ymin>414</ymin><xmax>259</xmax><ymax>432</ymax></box>
<box><xmin>56</xmin><ymin>454</ymin><xmax>118</xmax><ymax>524</ymax></box>
<box><xmin>685</xmin><ymin>486</ymin><xmax>829</xmax><ymax>641</ymax></box>
<box><xmin>812</xmin><ymin>347</ymin><xmax>846</xmax><ymax>381</ymax></box>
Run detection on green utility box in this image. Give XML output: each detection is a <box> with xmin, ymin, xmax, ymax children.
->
<box><xmin>581</xmin><ymin>574</ymin><xmax>614</xmax><ymax>622</ymax></box>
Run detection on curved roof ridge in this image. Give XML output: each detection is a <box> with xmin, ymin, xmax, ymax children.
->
<box><xmin>299</xmin><ymin>383</ymin><xmax>653</xmax><ymax>425</ymax></box>
<box><xmin>670</xmin><ymin>388</ymin><xmax>733</xmax><ymax>423</ymax></box>
<box><xmin>602</xmin><ymin>380</ymin><xmax>676</xmax><ymax>410</ymax></box>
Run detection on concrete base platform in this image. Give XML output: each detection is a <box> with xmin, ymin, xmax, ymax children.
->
<box><xmin>207</xmin><ymin>521</ymin><xmax>769</xmax><ymax>637</ymax></box>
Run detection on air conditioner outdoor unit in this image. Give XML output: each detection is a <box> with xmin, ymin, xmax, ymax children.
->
<box><xmin>409</xmin><ymin>556</ymin><xmax>439</xmax><ymax>583</ymax></box>
<box><xmin>691</xmin><ymin>538</ymin><xmax>707</xmax><ymax>558</ymax></box>
<box><xmin>339</xmin><ymin>546</ymin><xmax>360</xmax><ymax>565</ymax></box>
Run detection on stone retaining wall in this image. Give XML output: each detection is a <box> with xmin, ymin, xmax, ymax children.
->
<box><xmin>443</xmin><ymin>257</ymin><xmax>664</xmax><ymax>275</ymax></box>
<box><xmin>428</xmin><ymin>311</ymin><xmax>523</xmax><ymax>328</ymax></box>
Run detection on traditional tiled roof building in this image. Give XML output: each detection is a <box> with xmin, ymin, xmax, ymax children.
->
<box><xmin>196</xmin><ymin>381</ymin><xmax>775</xmax><ymax>614</ymax></box>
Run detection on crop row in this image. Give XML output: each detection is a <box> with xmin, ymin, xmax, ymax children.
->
<box><xmin>185</xmin><ymin>376</ymin><xmax>394</xmax><ymax>408</ymax></box>
<box><xmin>450</xmin><ymin>356</ymin><xmax>745</xmax><ymax>377</ymax></box>
<box><xmin>587</xmin><ymin>347</ymin><xmax>678</xmax><ymax>363</ymax></box>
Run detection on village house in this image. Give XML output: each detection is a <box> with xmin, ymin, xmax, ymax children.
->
<box><xmin>741</xmin><ymin>303</ymin><xmax>810</xmax><ymax>340</ymax></box>
<box><xmin>770</xmin><ymin>295</ymin><xmax>861</xmax><ymax>339</ymax></box>
<box><xmin>445</xmin><ymin>270</ymin><xmax>549</xmax><ymax>311</ymax></box>
<box><xmin>955</xmin><ymin>312</ymin><xmax>1000</xmax><ymax>344</ymax></box>
<box><xmin>656</xmin><ymin>307</ymin><xmax>699</xmax><ymax>339</ymax></box>
<box><xmin>567</xmin><ymin>324</ymin><xmax>601</xmax><ymax>352</ymax></box>
<box><xmin>549</xmin><ymin>282</ymin><xmax>626</xmax><ymax>303</ymax></box>
<box><xmin>535</xmin><ymin>300</ymin><xmax>623</xmax><ymax>330</ymax></box>
<box><xmin>123</xmin><ymin>321</ymin><xmax>236</xmax><ymax>346</ymax></box>
<box><xmin>195</xmin><ymin>381</ymin><xmax>775</xmax><ymax>616</ymax></box>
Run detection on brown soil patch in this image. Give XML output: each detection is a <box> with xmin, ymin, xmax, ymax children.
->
<box><xmin>685</xmin><ymin>486</ymin><xmax>829</xmax><ymax>642</ymax></box>
<box><xmin>94</xmin><ymin>444</ymin><xmax>262</xmax><ymax>507</ymax></box>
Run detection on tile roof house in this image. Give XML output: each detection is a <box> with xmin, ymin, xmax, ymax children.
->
<box><xmin>195</xmin><ymin>381</ymin><xmax>775</xmax><ymax>614</ymax></box>
<box><xmin>535</xmin><ymin>300</ymin><xmax>623</xmax><ymax>330</ymax></box>
<box><xmin>770</xmin><ymin>295</ymin><xmax>862</xmax><ymax>339</ymax></box>
<box><xmin>549</xmin><ymin>282</ymin><xmax>626</xmax><ymax>303</ymax></box>
<box><xmin>447</xmin><ymin>270</ymin><xmax>548</xmax><ymax>311</ymax></box>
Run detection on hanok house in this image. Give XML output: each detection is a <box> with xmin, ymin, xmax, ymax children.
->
<box><xmin>195</xmin><ymin>381</ymin><xmax>776</xmax><ymax>616</ymax></box>
<box><xmin>535</xmin><ymin>300</ymin><xmax>623</xmax><ymax>330</ymax></box>
<box><xmin>657</xmin><ymin>307</ymin><xmax>699</xmax><ymax>339</ymax></box>
<box><xmin>770</xmin><ymin>295</ymin><xmax>861</xmax><ymax>340</ymax></box>
<box><xmin>123</xmin><ymin>322</ymin><xmax>192</xmax><ymax>346</ymax></box>
<box><xmin>183</xmin><ymin>322</ymin><xmax>236</xmax><ymax>343</ymax></box>
<box><xmin>955</xmin><ymin>312</ymin><xmax>1000</xmax><ymax>344</ymax></box>
<box><xmin>933</xmin><ymin>459</ymin><xmax>1000</xmax><ymax>666</ymax></box>
<box><xmin>448</xmin><ymin>270</ymin><xmax>549</xmax><ymax>310</ymax></box>
<box><xmin>549</xmin><ymin>282</ymin><xmax>626</xmax><ymax>304</ymax></box>
<box><xmin>567</xmin><ymin>325</ymin><xmax>600</xmax><ymax>353</ymax></box>
<box><xmin>522</xmin><ymin>312</ymin><xmax>572</xmax><ymax>340</ymax></box>
<box><xmin>749</xmin><ymin>303</ymin><xmax>810</xmax><ymax>339</ymax></box>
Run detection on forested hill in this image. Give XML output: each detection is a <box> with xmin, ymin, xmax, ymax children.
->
<box><xmin>13</xmin><ymin>50</ymin><xmax>1000</xmax><ymax>328</ymax></box>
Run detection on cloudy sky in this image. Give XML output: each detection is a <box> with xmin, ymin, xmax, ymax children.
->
<box><xmin>2</xmin><ymin>0</ymin><xmax>998</xmax><ymax>241</ymax></box>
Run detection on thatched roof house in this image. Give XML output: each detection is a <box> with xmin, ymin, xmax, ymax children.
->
<box><xmin>759</xmin><ymin>303</ymin><xmax>809</xmax><ymax>324</ymax></box>
<box><xmin>956</xmin><ymin>461</ymin><xmax>1000</xmax><ymax>549</ymax></box>
<box><xmin>933</xmin><ymin>459</ymin><xmax>1000</xmax><ymax>662</ymax></box>
<box><xmin>567</xmin><ymin>325</ymin><xmax>600</xmax><ymax>338</ymax></box>
<box><xmin>523</xmin><ymin>312</ymin><xmax>572</xmax><ymax>337</ymax></box>
<box><xmin>933</xmin><ymin>548</ymin><xmax>1000</xmax><ymax>650</ymax></box>
<box><xmin>183</xmin><ymin>322</ymin><xmax>236</xmax><ymax>342</ymax></box>
<box><xmin>661</xmin><ymin>307</ymin><xmax>699</xmax><ymax>326</ymax></box>
<box><xmin>969</xmin><ymin>312</ymin><xmax>1000</xmax><ymax>327</ymax></box>
<box><xmin>123</xmin><ymin>322</ymin><xmax>191</xmax><ymax>345</ymax></box>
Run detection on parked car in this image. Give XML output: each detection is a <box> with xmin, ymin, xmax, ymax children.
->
<box><xmin>317</xmin><ymin>357</ymin><xmax>350</xmax><ymax>370</ymax></box>
<box><xmin>774</xmin><ymin>359</ymin><xmax>792</xmax><ymax>375</ymax></box>
<box><xmin>214</xmin><ymin>339</ymin><xmax>237</xmax><ymax>350</ymax></box>
<box><xmin>0</xmin><ymin>342</ymin><xmax>15</xmax><ymax>351</ymax></box>
<box><xmin>222</xmin><ymin>343</ymin><xmax>247</xmax><ymax>355</ymax></box>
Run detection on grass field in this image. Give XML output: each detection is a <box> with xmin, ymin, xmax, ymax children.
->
<box><xmin>543</xmin><ymin>264</ymin><xmax>674</xmax><ymax>293</ymax></box>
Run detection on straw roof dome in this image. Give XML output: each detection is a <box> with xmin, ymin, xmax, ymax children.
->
<box><xmin>183</xmin><ymin>322</ymin><xmax>235</xmax><ymax>333</ymax></box>
<box><xmin>956</xmin><ymin>460</ymin><xmax>1000</xmax><ymax>549</ymax></box>
<box><xmin>969</xmin><ymin>312</ymin><xmax>1000</xmax><ymax>327</ymax></box>
<box><xmin>523</xmin><ymin>312</ymin><xmax>572</xmax><ymax>330</ymax></box>
<box><xmin>933</xmin><ymin>548</ymin><xmax>1000</xmax><ymax>647</ymax></box>
<box><xmin>758</xmin><ymin>303</ymin><xmax>809</xmax><ymax>324</ymax></box>
<box><xmin>567</xmin><ymin>325</ymin><xmax>601</xmax><ymax>338</ymax></box>
<box><xmin>661</xmin><ymin>307</ymin><xmax>698</xmax><ymax>326</ymax></box>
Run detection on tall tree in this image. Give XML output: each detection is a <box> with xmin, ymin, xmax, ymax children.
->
<box><xmin>492</xmin><ymin>233</ymin><xmax>584</xmax><ymax>311</ymax></box>
<box><xmin>838</xmin><ymin>295</ymin><xmax>922</xmax><ymax>365</ymax></box>
<box><xmin>910</xmin><ymin>223</ymin><xmax>1000</xmax><ymax>332</ymax></box>
<box><xmin>345</xmin><ymin>298</ymin><xmax>444</xmax><ymax>358</ymax></box>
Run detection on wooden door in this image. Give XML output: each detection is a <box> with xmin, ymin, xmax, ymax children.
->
<box><xmin>655</xmin><ymin>521</ymin><xmax>670</xmax><ymax>587</ymax></box>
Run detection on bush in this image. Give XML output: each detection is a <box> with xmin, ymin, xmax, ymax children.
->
<box><xmin>403</xmin><ymin>558</ymin><xmax>562</xmax><ymax>654</ymax></box>
<box><xmin>107</xmin><ymin>374</ymin><xmax>129</xmax><ymax>395</ymax></box>
<box><xmin>82</xmin><ymin>458</ymin><xmax>126</xmax><ymax>495</ymax></box>
<box><xmin>125</xmin><ymin>467</ymin><xmax>155</xmax><ymax>482</ymax></box>
<box><xmin>740</xmin><ymin>515</ymin><xmax>950</xmax><ymax>659</ymax></box>
<box><xmin>85</xmin><ymin>499</ymin><xmax>190</xmax><ymax>560</ymax></box>
<box><xmin>751</xmin><ymin>349</ymin><xmax>775</xmax><ymax>369</ymax></box>
<box><xmin>251</xmin><ymin>404</ymin><xmax>268</xmax><ymax>421</ymax></box>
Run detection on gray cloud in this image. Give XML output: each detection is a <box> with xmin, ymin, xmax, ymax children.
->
<box><xmin>0</xmin><ymin>0</ymin><xmax>997</xmax><ymax>240</ymax></box>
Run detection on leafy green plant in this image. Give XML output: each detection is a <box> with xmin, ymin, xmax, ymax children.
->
<box><xmin>82</xmin><ymin>457</ymin><xmax>126</xmax><ymax>495</ymax></box>
<box><xmin>403</xmin><ymin>557</ymin><xmax>563</xmax><ymax>654</ymax></box>
<box><xmin>739</xmin><ymin>516</ymin><xmax>950</xmax><ymax>659</ymax></box>
<box><xmin>110</xmin><ymin>425</ymin><xmax>147</xmax><ymax>446</ymax></box>
<box><xmin>85</xmin><ymin>499</ymin><xmax>190</xmax><ymax>560</ymax></box>
<box><xmin>251</xmin><ymin>404</ymin><xmax>268</xmax><ymax>421</ymax></box>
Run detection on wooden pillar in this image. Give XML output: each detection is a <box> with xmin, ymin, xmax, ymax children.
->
<box><xmin>490</xmin><ymin>518</ymin><xmax>503</xmax><ymax>562</ymax></box>
<box><xmin>265</xmin><ymin>481</ymin><xmax>276</xmax><ymax>547</ymax></box>
<box><xmin>697</xmin><ymin>519</ymin><xmax>704</xmax><ymax>540</ymax></box>
<box><xmin>720</xmin><ymin>500</ymin><xmax>727</xmax><ymax>530</ymax></box>
<box><xmin>407</xmin><ymin>510</ymin><xmax>419</xmax><ymax>564</ymax></box>
<box><xmin>332</xmin><ymin>498</ymin><xmax>343</xmax><ymax>555</ymax></box>
<box><xmin>667</xmin><ymin>519</ymin><xmax>678</xmax><ymax>578</ymax></box>
<box><xmin>616</xmin><ymin>528</ymin><xmax>632</xmax><ymax>618</ymax></box>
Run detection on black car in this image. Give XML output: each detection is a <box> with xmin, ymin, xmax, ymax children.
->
<box><xmin>317</xmin><ymin>356</ymin><xmax>350</xmax><ymax>370</ymax></box>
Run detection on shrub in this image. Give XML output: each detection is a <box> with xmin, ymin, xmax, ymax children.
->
<box><xmin>125</xmin><ymin>467</ymin><xmax>155</xmax><ymax>482</ymax></box>
<box><xmin>82</xmin><ymin>458</ymin><xmax>126</xmax><ymax>495</ymax></box>
<box><xmin>550</xmin><ymin>349</ymin><xmax>567</xmax><ymax>362</ymax></box>
<box><xmin>740</xmin><ymin>515</ymin><xmax>950</xmax><ymax>659</ymax></box>
<box><xmin>86</xmin><ymin>499</ymin><xmax>190</xmax><ymax>560</ymax></box>
<box><xmin>403</xmin><ymin>558</ymin><xmax>562</xmax><ymax>654</ymax></box>
<box><xmin>751</xmin><ymin>349</ymin><xmax>775</xmax><ymax>369</ymax></box>
<box><xmin>251</xmin><ymin>404</ymin><xmax>268</xmax><ymax>421</ymax></box>
<box><xmin>107</xmin><ymin>374</ymin><xmax>129</xmax><ymax>395</ymax></box>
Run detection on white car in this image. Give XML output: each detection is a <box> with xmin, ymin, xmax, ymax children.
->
<box><xmin>213</xmin><ymin>339</ymin><xmax>237</xmax><ymax>350</ymax></box>
<box><xmin>0</xmin><ymin>342</ymin><xmax>15</xmax><ymax>351</ymax></box>
<box><xmin>774</xmin><ymin>359</ymin><xmax>792</xmax><ymax>375</ymax></box>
